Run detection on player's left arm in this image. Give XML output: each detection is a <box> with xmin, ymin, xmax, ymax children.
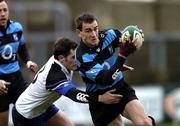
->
<box><xmin>18</xmin><ymin>31</ymin><xmax>38</xmax><ymax>73</ymax></box>
<box><xmin>65</xmin><ymin>87</ymin><xmax>122</xmax><ymax>104</ymax></box>
<box><xmin>18</xmin><ymin>43</ymin><xmax>38</xmax><ymax>73</ymax></box>
<box><xmin>18</xmin><ymin>43</ymin><xmax>29</xmax><ymax>62</ymax></box>
<box><xmin>52</xmin><ymin>80</ymin><xmax>122</xmax><ymax>104</ymax></box>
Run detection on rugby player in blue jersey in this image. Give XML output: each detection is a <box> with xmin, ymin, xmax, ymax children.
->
<box><xmin>12</xmin><ymin>37</ymin><xmax>122</xmax><ymax>126</ymax></box>
<box><xmin>75</xmin><ymin>13</ymin><xmax>155</xmax><ymax>126</ymax></box>
<box><xmin>0</xmin><ymin>0</ymin><xmax>38</xmax><ymax>125</ymax></box>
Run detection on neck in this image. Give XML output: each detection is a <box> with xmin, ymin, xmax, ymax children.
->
<box><xmin>0</xmin><ymin>20</ymin><xmax>9</xmax><ymax>32</ymax></box>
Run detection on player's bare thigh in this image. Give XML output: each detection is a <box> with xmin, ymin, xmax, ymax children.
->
<box><xmin>108</xmin><ymin>115</ymin><xmax>124</xmax><ymax>126</ymax></box>
<box><xmin>0</xmin><ymin>111</ymin><xmax>9</xmax><ymax>126</ymax></box>
<box><xmin>122</xmin><ymin>99</ymin><xmax>152</xmax><ymax>126</ymax></box>
<box><xmin>47</xmin><ymin>111</ymin><xmax>74</xmax><ymax>126</ymax></box>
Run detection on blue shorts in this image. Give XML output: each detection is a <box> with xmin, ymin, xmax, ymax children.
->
<box><xmin>12</xmin><ymin>104</ymin><xmax>59</xmax><ymax>126</ymax></box>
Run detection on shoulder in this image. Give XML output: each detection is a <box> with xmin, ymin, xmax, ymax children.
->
<box><xmin>45</xmin><ymin>62</ymin><xmax>68</xmax><ymax>89</ymax></box>
<box><xmin>9</xmin><ymin>20</ymin><xmax>23</xmax><ymax>31</ymax></box>
<box><xmin>44</xmin><ymin>57</ymin><xmax>68</xmax><ymax>83</ymax></box>
<box><xmin>76</xmin><ymin>41</ymin><xmax>89</xmax><ymax>60</ymax></box>
<box><xmin>100</xmin><ymin>29</ymin><xmax>121</xmax><ymax>38</ymax></box>
<box><xmin>48</xmin><ymin>62</ymin><xmax>67</xmax><ymax>81</ymax></box>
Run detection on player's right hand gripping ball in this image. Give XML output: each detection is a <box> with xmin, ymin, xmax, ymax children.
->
<box><xmin>121</xmin><ymin>25</ymin><xmax>143</xmax><ymax>50</ymax></box>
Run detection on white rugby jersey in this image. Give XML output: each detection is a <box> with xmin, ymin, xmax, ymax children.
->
<box><xmin>15</xmin><ymin>56</ymin><xmax>75</xmax><ymax>119</ymax></box>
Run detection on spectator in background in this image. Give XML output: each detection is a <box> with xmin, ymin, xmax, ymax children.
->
<box><xmin>164</xmin><ymin>88</ymin><xmax>180</xmax><ymax>123</ymax></box>
<box><xmin>12</xmin><ymin>37</ymin><xmax>122</xmax><ymax>126</ymax></box>
<box><xmin>0</xmin><ymin>0</ymin><xmax>38</xmax><ymax>126</ymax></box>
<box><xmin>75</xmin><ymin>12</ymin><xmax>155</xmax><ymax>126</ymax></box>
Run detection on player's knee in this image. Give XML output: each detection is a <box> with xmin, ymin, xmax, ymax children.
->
<box><xmin>148</xmin><ymin>116</ymin><xmax>156</xmax><ymax>126</ymax></box>
<box><xmin>108</xmin><ymin>122</ymin><xmax>123</xmax><ymax>126</ymax></box>
<box><xmin>108</xmin><ymin>119</ymin><xmax>124</xmax><ymax>126</ymax></box>
<box><xmin>134</xmin><ymin>117</ymin><xmax>154</xmax><ymax>126</ymax></box>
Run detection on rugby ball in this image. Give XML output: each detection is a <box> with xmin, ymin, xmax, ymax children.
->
<box><xmin>121</xmin><ymin>25</ymin><xmax>143</xmax><ymax>50</ymax></box>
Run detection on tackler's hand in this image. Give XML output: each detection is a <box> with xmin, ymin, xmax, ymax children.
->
<box><xmin>98</xmin><ymin>89</ymin><xmax>123</xmax><ymax>104</ymax></box>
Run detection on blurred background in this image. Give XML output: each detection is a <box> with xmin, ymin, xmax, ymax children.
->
<box><xmin>8</xmin><ymin>0</ymin><xmax>180</xmax><ymax>125</ymax></box>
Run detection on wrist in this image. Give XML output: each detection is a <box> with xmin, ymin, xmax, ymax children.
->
<box><xmin>26</xmin><ymin>61</ymin><xmax>33</xmax><ymax>68</ymax></box>
<box><xmin>98</xmin><ymin>95</ymin><xmax>104</xmax><ymax>103</ymax></box>
<box><xmin>88</xmin><ymin>93</ymin><xmax>98</xmax><ymax>103</ymax></box>
<box><xmin>118</xmin><ymin>53</ymin><xmax>127</xmax><ymax>59</ymax></box>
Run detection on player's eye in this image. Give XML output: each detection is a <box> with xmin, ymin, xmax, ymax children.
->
<box><xmin>85</xmin><ymin>29</ymin><xmax>92</xmax><ymax>33</ymax></box>
<box><xmin>71</xmin><ymin>55</ymin><xmax>75</xmax><ymax>59</ymax></box>
<box><xmin>94</xmin><ymin>27</ymin><xmax>98</xmax><ymax>32</ymax></box>
<box><xmin>2</xmin><ymin>8</ymin><xmax>7</xmax><ymax>12</ymax></box>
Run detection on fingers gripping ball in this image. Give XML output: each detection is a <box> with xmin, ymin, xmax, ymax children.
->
<box><xmin>121</xmin><ymin>25</ymin><xmax>143</xmax><ymax>50</ymax></box>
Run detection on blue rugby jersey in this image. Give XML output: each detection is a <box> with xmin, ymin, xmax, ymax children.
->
<box><xmin>76</xmin><ymin>29</ymin><xmax>125</xmax><ymax>92</ymax></box>
<box><xmin>0</xmin><ymin>20</ymin><xmax>29</xmax><ymax>75</ymax></box>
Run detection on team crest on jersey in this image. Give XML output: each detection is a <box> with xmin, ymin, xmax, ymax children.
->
<box><xmin>100</xmin><ymin>33</ymin><xmax>105</xmax><ymax>38</ymax></box>
<box><xmin>13</xmin><ymin>33</ymin><xmax>18</xmax><ymax>41</ymax></box>
<box><xmin>96</xmin><ymin>48</ymin><xmax>100</xmax><ymax>52</ymax></box>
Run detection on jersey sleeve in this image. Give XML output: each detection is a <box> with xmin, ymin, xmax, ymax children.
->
<box><xmin>48</xmin><ymin>80</ymin><xmax>98</xmax><ymax>103</ymax></box>
<box><xmin>15</xmin><ymin>22</ymin><xmax>30</xmax><ymax>63</ymax></box>
<box><xmin>48</xmin><ymin>80</ymin><xmax>76</xmax><ymax>95</ymax></box>
<box><xmin>64</xmin><ymin>86</ymin><xmax>98</xmax><ymax>103</ymax></box>
<box><xmin>18</xmin><ymin>44</ymin><xmax>30</xmax><ymax>63</ymax></box>
<box><xmin>45</xmin><ymin>65</ymin><xmax>76</xmax><ymax>95</ymax></box>
<box><xmin>15</xmin><ymin>22</ymin><xmax>25</xmax><ymax>45</ymax></box>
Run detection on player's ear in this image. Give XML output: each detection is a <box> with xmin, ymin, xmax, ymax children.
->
<box><xmin>76</xmin><ymin>29</ymin><xmax>81</xmax><ymax>37</ymax></box>
<box><xmin>58</xmin><ymin>55</ymin><xmax>65</xmax><ymax>63</ymax></box>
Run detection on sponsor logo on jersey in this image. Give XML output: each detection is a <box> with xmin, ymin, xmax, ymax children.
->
<box><xmin>112</xmin><ymin>69</ymin><xmax>120</xmax><ymax>80</ymax></box>
<box><xmin>1</xmin><ymin>45</ymin><xmax>13</xmax><ymax>60</ymax></box>
<box><xmin>76</xmin><ymin>93</ymin><xmax>88</xmax><ymax>102</ymax></box>
<box><xmin>96</xmin><ymin>48</ymin><xmax>100</xmax><ymax>52</ymax></box>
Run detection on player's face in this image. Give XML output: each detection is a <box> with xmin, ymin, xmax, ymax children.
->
<box><xmin>0</xmin><ymin>1</ymin><xmax>9</xmax><ymax>28</ymax></box>
<box><xmin>63</xmin><ymin>49</ymin><xmax>77</xmax><ymax>71</ymax></box>
<box><xmin>78</xmin><ymin>20</ymin><xmax>99</xmax><ymax>48</ymax></box>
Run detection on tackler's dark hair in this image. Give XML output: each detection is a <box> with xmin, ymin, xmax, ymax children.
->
<box><xmin>53</xmin><ymin>37</ymin><xmax>77</xmax><ymax>59</ymax></box>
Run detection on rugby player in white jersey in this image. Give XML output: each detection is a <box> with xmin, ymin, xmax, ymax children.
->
<box><xmin>12</xmin><ymin>37</ymin><xmax>122</xmax><ymax>126</ymax></box>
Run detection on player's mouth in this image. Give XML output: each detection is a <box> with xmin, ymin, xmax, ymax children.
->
<box><xmin>71</xmin><ymin>64</ymin><xmax>77</xmax><ymax>70</ymax></box>
<box><xmin>0</xmin><ymin>18</ymin><xmax>7</xmax><ymax>25</ymax></box>
<box><xmin>91</xmin><ymin>37</ymin><xmax>99</xmax><ymax>43</ymax></box>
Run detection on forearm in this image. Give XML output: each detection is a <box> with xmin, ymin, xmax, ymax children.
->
<box><xmin>18</xmin><ymin>44</ymin><xmax>30</xmax><ymax>63</ymax></box>
<box><xmin>65</xmin><ymin>88</ymin><xmax>98</xmax><ymax>103</ymax></box>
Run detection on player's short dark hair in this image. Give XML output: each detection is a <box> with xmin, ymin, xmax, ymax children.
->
<box><xmin>53</xmin><ymin>37</ymin><xmax>78</xmax><ymax>59</ymax></box>
<box><xmin>0</xmin><ymin>0</ymin><xmax>7</xmax><ymax>2</ymax></box>
<box><xmin>75</xmin><ymin>13</ymin><xmax>97</xmax><ymax>31</ymax></box>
